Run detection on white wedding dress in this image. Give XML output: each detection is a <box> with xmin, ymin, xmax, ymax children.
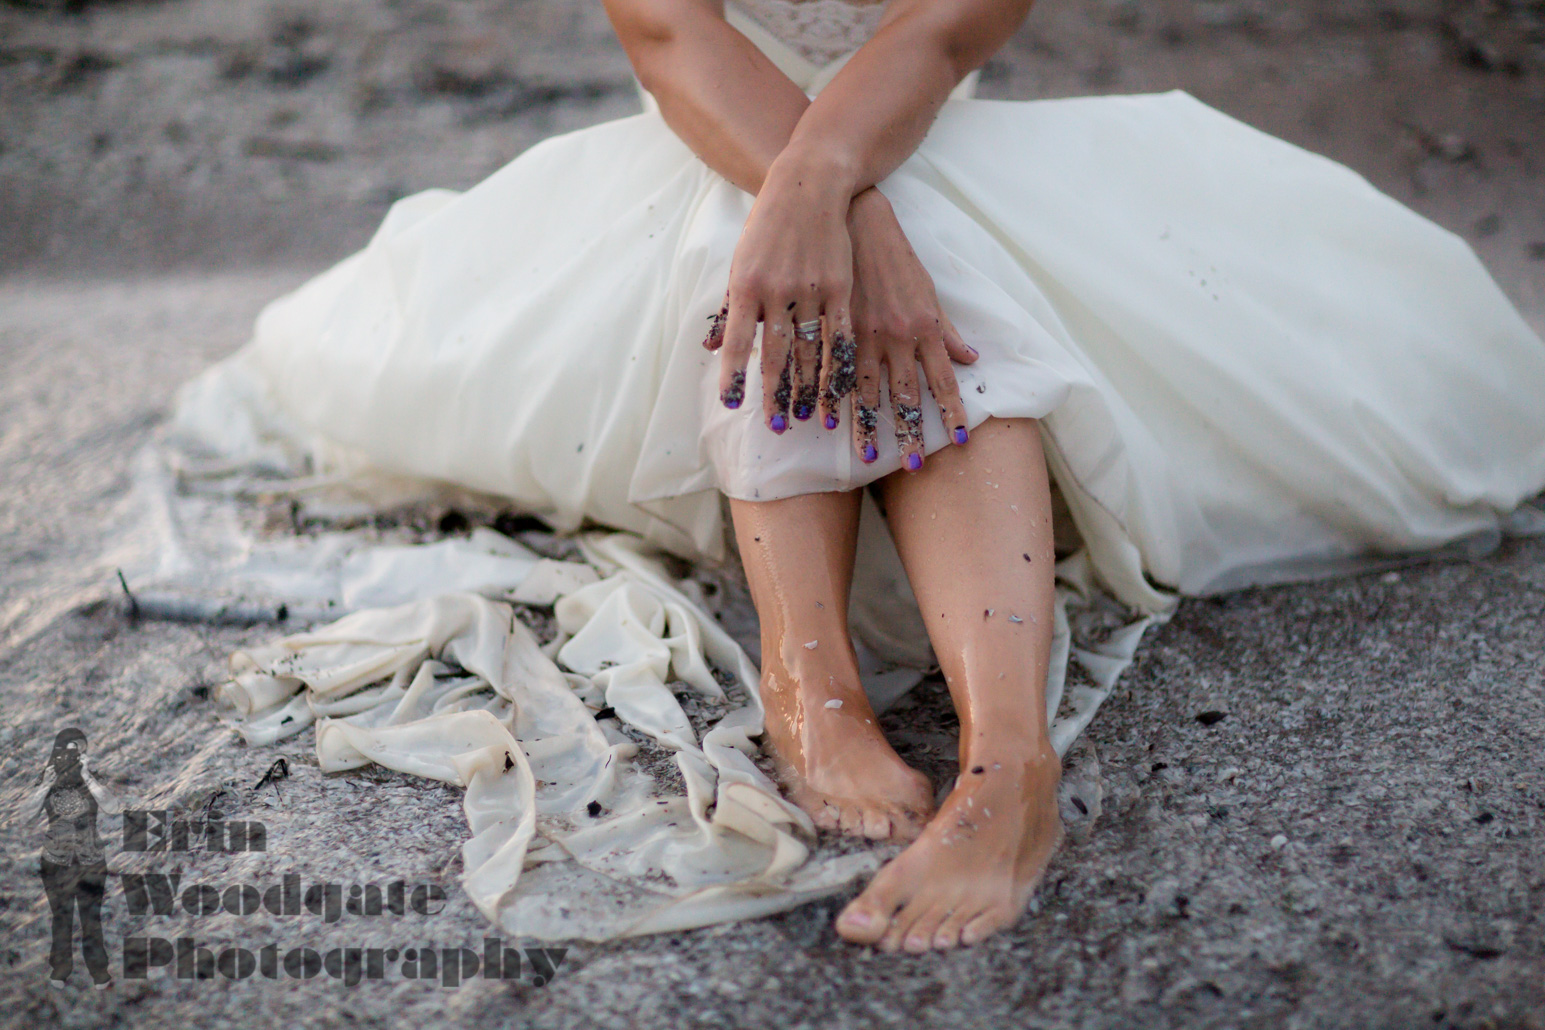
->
<box><xmin>162</xmin><ymin>0</ymin><xmax>1545</xmax><ymax>941</ymax></box>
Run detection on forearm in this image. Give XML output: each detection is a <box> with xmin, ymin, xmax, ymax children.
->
<box><xmin>776</xmin><ymin>0</ymin><xmax>1035</xmax><ymax>199</ymax></box>
<box><xmin>603</xmin><ymin>0</ymin><xmax>811</xmax><ymax>194</ymax></box>
<box><xmin>605</xmin><ymin>0</ymin><xmax>1031</xmax><ymax>209</ymax></box>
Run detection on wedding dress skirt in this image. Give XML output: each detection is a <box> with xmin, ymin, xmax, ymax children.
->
<box><xmin>182</xmin><ymin>90</ymin><xmax>1545</xmax><ymax>612</ymax></box>
<box><xmin>163</xmin><ymin>15</ymin><xmax>1545</xmax><ymax>940</ymax></box>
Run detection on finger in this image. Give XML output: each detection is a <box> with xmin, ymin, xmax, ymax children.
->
<box><xmin>890</xmin><ymin>351</ymin><xmax>925</xmax><ymax>471</ymax></box>
<box><xmin>789</xmin><ymin>299</ymin><xmax>822</xmax><ymax>423</ymax></box>
<box><xmin>761</xmin><ymin>313</ymin><xmax>794</xmax><ymax>433</ymax></box>
<box><xmin>940</xmin><ymin>310</ymin><xmax>978</xmax><ymax>364</ymax></box>
<box><xmin>718</xmin><ymin>291</ymin><xmax>758</xmax><ymax>410</ymax></box>
<box><xmin>703</xmin><ymin>290</ymin><xmax>730</xmax><ymax>351</ymax></box>
<box><xmin>819</xmin><ymin>306</ymin><xmax>856</xmax><ymax>431</ymax></box>
<box><xmin>919</xmin><ymin>332</ymin><xmax>969</xmax><ymax>447</ymax></box>
<box><xmin>851</xmin><ymin>334</ymin><xmax>882</xmax><ymax>464</ymax></box>
<box><xmin>807</xmin><ymin>328</ymin><xmax>824</xmax><ymax>423</ymax></box>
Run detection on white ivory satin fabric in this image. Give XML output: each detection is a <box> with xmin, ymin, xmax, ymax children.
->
<box><xmin>127</xmin><ymin>428</ymin><xmax>1133</xmax><ymax>939</ymax></box>
<box><xmin>181</xmin><ymin>29</ymin><xmax>1545</xmax><ymax>614</ymax></box>
<box><xmin>206</xmin><ymin>526</ymin><xmax>1143</xmax><ymax>940</ymax></box>
<box><xmin>166</xmin><ymin>0</ymin><xmax>1545</xmax><ymax>941</ymax></box>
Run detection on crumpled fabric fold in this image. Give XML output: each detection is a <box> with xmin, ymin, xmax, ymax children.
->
<box><xmin>211</xmin><ymin>525</ymin><xmax>1153</xmax><ymax>940</ymax></box>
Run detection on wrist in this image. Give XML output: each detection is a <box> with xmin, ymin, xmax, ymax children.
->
<box><xmin>847</xmin><ymin>185</ymin><xmax>893</xmax><ymax>226</ymax></box>
<box><xmin>763</xmin><ymin>145</ymin><xmax>860</xmax><ymax>209</ymax></box>
<box><xmin>847</xmin><ymin>186</ymin><xmax>901</xmax><ymax>257</ymax></box>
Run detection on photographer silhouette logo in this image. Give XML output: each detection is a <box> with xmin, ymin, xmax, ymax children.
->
<box><xmin>36</xmin><ymin>727</ymin><xmax>114</xmax><ymax>990</ymax></box>
<box><xmin>32</xmin><ymin>726</ymin><xmax>569</xmax><ymax>991</ymax></box>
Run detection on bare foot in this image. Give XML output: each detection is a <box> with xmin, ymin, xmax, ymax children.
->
<box><xmin>759</xmin><ymin>655</ymin><xmax>935</xmax><ymax>841</ymax></box>
<box><xmin>834</xmin><ymin>746</ymin><xmax>1063</xmax><ymax>950</ymax></box>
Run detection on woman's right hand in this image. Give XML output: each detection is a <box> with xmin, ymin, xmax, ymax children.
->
<box><xmin>834</xmin><ymin>186</ymin><xmax>977</xmax><ymax>469</ymax></box>
<box><xmin>701</xmin><ymin>181</ymin><xmax>977</xmax><ymax>468</ymax></box>
<box><xmin>706</xmin><ymin>151</ymin><xmax>857</xmax><ymax>434</ymax></box>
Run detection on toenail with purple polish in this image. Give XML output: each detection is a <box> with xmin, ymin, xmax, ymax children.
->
<box><xmin>862</xmin><ymin>443</ymin><xmax>878</xmax><ymax>463</ymax></box>
<box><xmin>954</xmin><ymin>426</ymin><xmax>969</xmax><ymax>445</ymax></box>
<box><xmin>825</xmin><ymin>413</ymin><xmax>838</xmax><ymax>430</ymax></box>
<box><xmin>770</xmin><ymin>414</ymin><xmax>787</xmax><ymax>433</ymax></box>
<box><xmin>908</xmin><ymin>452</ymin><xmax>923</xmax><ymax>470</ymax></box>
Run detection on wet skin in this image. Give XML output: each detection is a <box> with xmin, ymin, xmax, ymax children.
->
<box><xmin>730</xmin><ymin>416</ymin><xmax>1064</xmax><ymax>949</ymax></box>
<box><xmin>606</xmin><ymin>0</ymin><xmax>1050</xmax><ymax>950</ymax></box>
<box><xmin>731</xmin><ymin>491</ymin><xmax>935</xmax><ymax>840</ymax></box>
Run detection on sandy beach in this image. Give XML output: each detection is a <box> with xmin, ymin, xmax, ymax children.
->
<box><xmin>2</xmin><ymin>1</ymin><xmax>1543</xmax><ymax>1026</ymax></box>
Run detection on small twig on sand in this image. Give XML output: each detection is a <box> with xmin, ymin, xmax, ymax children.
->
<box><xmin>115</xmin><ymin>568</ymin><xmax>141</xmax><ymax>622</ymax></box>
<box><xmin>125</xmin><ymin>594</ymin><xmax>296</xmax><ymax>627</ymax></box>
<box><xmin>253</xmin><ymin>757</ymin><xmax>290</xmax><ymax>797</ymax></box>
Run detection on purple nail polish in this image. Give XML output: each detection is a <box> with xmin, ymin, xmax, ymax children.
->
<box><xmin>953</xmin><ymin>426</ymin><xmax>968</xmax><ymax>445</ymax></box>
<box><xmin>907</xmin><ymin>453</ymin><xmax>922</xmax><ymax>470</ymax></box>
<box><xmin>794</xmin><ymin>405</ymin><xmax>812</xmax><ymax>421</ymax></box>
<box><xmin>770</xmin><ymin>414</ymin><xmax>787</xmax><ymax>433</ymax></box>
<box><xmin>862</xmin><ymin>443</ymin><xmax>877</xmax><ymax>463</ymax></box>
<box><xmin>725</xmin><ymin>397</ymin><xmax>740</xmax><ymax>409</ymax></box>
<box><xmin>966</xmin><ymin>344</ymin><xmax>979</xmax><ymax>357</ymax></box>
<box><xmin>824</xmin><ymin>414</ymin><xmax>838</xmax><ymax>430</ymax></box>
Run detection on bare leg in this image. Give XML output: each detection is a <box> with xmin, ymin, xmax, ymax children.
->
<box><xmin>731</xmin><ymin>490</ymin><xmax>935</xmax><ymax>840</ymax></box>
<box><xmin>836</xmin><ymin>417</ymin><xmax>1064</xmax><ymax>950</ymax></box>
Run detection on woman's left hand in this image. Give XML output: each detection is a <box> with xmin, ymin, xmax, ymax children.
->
<box><xmin>704</xmin><ymin>154</ymin><xmax>856</xmax><ymax>434</ymax></box>
<box><xmin>841</xmin><ymin>186</ymin><xmax>978</xmax><ymax>470</ymax></box>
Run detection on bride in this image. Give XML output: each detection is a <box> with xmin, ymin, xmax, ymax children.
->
<box><xmin>177</xmin><ymin>0</ymin><xmax>1545</xmax><ymax>953</ymax></box>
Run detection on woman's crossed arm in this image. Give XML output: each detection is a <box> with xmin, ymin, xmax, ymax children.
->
<box><xmin>604</xmin><ymin>0</ymin><xmax>1034</xmax><ymax>463</ymax></box>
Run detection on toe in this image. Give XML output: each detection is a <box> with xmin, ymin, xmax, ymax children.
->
<box><xmin>931</xmin><ymin>903</ymin><xmax>983</xmax><ymax>950</ymax></box>
<box><xmin>902</xmin><ymin>904</ymin><xmax>954</xmax><ymax>953</ymax></box>
<box><xmin>959</xmin><ymin>902</ymin><xmax>1020</xmax><ymax>946</ymax></box>
<box><xmin>861</xmin><ymin>807</ymin><xmax>892</xmax><ymax>840</ymax></box>
<box><xmin>902</xmin><ymin>772</ymin><xmax>927</xmax><ymax>815</ymax></box>
<box><xmin>901</xmin><ymin>773</ymin><xmax>936</xmax><ymax>816</ymax></box>
<box><xmin>836</xmin><ymin>894</ymin><xmax>893</xmax><ymax>945</ymax></box>
<box><xmin>836</xmin><ymin>864</ymin><xmax>911</xmax><ymax>945</ymax></box>
<box><xmin>809</xmin><ymin>799</ymin><xmax>840</xmax><ymax>832</ymax></box>
<box><xmin>879</xmin><ymin>893</ymin><xmax>932</xmax><ymax>952</ymax></box>
<box><xmin>838</xmin><ymin>803</ymin><xmax>866</xmax><ymax>836</ymax></box>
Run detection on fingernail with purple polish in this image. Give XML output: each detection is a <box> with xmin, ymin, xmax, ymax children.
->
<box><xmin>825</xmin><ymin>414</ymin><xmax>838</xmax><ymax>430</ymax></box>
<box><xmin>770</xmin><ymin>414</ymin><xmax>787</xmax><ymax>434</ymax></box>
<box><xmin>907</xmin><ymin>453</ymin><xmax>922</xmax><ymax>471</ymax></box>
<box><xmin>953</xmin><ymin>426</ymin><xmax>969</xmax><ymax>445</ymax></box>
<box><xmin>795</xmin><ymin>405</ymin><xmax>812</xmax><ymax>421</ymax></box>
<box><xmin>862</xmin><ymin>443</ymin><xmax>878</xmax><ymax>463</ymax></box>
<box><xmin>724</xmin><ymin>397</ymin><xmax>740</xmax><ymax>409</ymax></box>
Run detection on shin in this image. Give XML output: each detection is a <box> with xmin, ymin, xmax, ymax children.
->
<box><xmin>729</xmin><ymin>490</ymin><xmax>934</xmax><ymax>840</ymax></box>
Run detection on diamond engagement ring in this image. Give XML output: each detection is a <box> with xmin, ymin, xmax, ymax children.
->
<box><xmin>794</xmin><ymin>318</ymin><xmax>822</xmax><ymax>342</ymax></box>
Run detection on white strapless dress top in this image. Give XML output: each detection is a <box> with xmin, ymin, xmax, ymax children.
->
<box><xmin>174</xmin><ymin>0</ymin><xmax>1545</xmax><ymax>621</ymax></box>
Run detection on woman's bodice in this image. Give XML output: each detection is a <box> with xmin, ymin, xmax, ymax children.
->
<box><xmin>729</xmin><ymin>0</ymin><xmax>888</xmax><ymax>67</ymax></box>
<box><xmin>633</xmin><ymin>0</ymin><xmax>975</xmax><ymax>104</ymax></box>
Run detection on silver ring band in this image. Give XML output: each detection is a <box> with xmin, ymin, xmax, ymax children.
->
<box><xmin>794</xmin><ymin>318</ymin><xmax>822</xmax><ymax>341</ymax></box>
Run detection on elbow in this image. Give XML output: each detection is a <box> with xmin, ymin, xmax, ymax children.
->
<box><xmin>899</xmin><ymin>0</ymin><xmax>1036</xmax><ymax>81</ymax></box>
<box><xmin>632</xmin><ymin>48</ymin><xmax>674</xmax><ymax>100</ymax></box>
<box><xmin>604</xmin><ymin>0</ymin><xmax>685</xmax><ymax>92</ymax></box>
